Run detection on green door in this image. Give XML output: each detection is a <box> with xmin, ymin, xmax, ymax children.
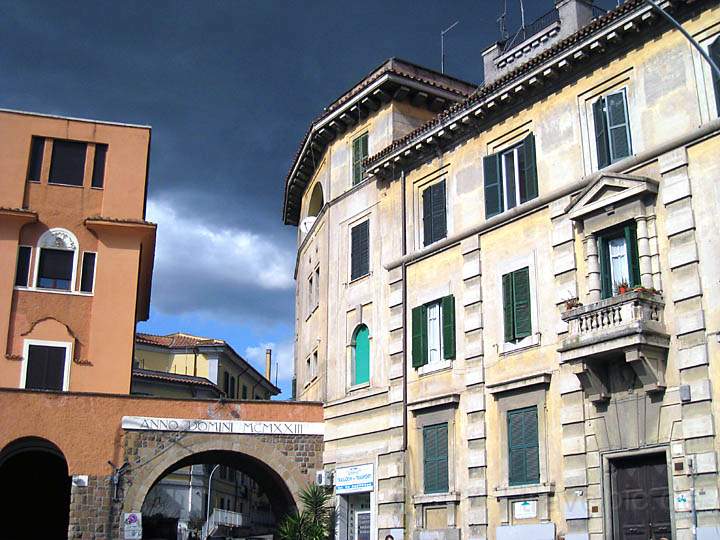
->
<box><xmin>354</xmin><ymin>325</ymin><xmax>370</xmax><ymax>385</ymax></box>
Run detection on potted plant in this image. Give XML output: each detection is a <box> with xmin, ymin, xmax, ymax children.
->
<box><xmin>615</xmin><ymin>280</ymin><xmax>630</xmax><ymax>295</ymax></box>
<box><xmin>564</xmin><ymin>297</ymin><xmax>583</xmax><ymax>310</ymax></box>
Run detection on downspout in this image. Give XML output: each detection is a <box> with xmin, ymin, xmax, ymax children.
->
<box><xmin>401</xmin><ymin>168</ymin><xmax>408</xmax><ymax>452</ymax></box>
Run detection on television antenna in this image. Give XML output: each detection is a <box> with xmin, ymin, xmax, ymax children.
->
<box><xmin>441</xmin><ymin>20</ymin><xmax>460</xmax><ymax>74</ymax></box>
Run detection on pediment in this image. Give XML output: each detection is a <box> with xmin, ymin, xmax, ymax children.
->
<box><xmin>566</xmin><ymin>173</ymin><xmax>658</xmax><ymax>221</ymax></box>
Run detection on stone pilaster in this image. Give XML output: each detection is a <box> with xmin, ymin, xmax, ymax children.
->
<box><xmin>461</xmin><ymin>235</ymin><xmax>487</xmax><ymax>540</ymax></box>
<box><xmin>659</xmin><ymin>147</ymin><xmax>719</xmax><ymax>533</ymax></box>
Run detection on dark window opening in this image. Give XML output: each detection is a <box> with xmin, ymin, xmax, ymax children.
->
<box><xmin>352</xmin><ymin>132</ymin><xmax>369</xmax><ymax>186</ymax></box>
<box><xmin>92</xmin><ymin>144</ymin><xmax>107</xmax><ymax>188</ymax></box>
<box><xmin>25</xmin><ymin>344</ymin><xmax>67</xmax><ymax>391</ymax></box>
<box><xmin>49</xmin><ymin>140</ymin><xmax>86</xmax><ymax>186</ymax></box>
<box><xmin>15</xmin><ymin>246</ymin><xmax>31</xmax><ymax>287</ymax></box>
<box><xmin>711</xmin><ymin>38</ymin><xmax>720</xmax><ymax>117</ymax></box>
<box><xmin>80</xmin><ymin>252</ymin><xmax>96</xmax><ymax>293</ymax></box>
<box><xmin>37</xmin><ymin>249</ymin><xmax>74</xmax><ymax>290</ymax></box>
<box><xmin>27</xmin><ymin>136</ymin><xmax>45</xmax><ymax>182</ymax></box>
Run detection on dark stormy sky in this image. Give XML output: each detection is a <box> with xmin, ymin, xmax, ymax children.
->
<box><xmin>1</xmin><ymin>0</ymin><xmax>619</xmax><ymax>396</ymax></box>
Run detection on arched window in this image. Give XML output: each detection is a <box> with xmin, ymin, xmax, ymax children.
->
<box><xmin>35</xmin><ymin>229</ymin><xmax>78</xmax><ymax>291</ymax></box>
<box><xmin>307</xmin><ymin>183</ymin><xmax>324</xmax><ymax>218</ymax></box>
<box><xmin>352</xmin><ymin>324</ymin><xmax>370</xmax><ymax>386</ymax></box>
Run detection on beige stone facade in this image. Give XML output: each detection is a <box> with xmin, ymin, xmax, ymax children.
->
<box><xmin>285</xmin><ymin>1</ymin><xmax>720</xmax><ymax>539</ymax></box>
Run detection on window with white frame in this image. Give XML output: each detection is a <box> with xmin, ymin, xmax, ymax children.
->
<box><xmin>22</xmin><ymin>341</ymin><xmax>71</xmax><ymax>391</ymax></box>
<box><xmin>411</xmin><ymin>296</ymin><xmax>456</xmax><ymax>369</ymax></box>
<box><xmin>35</xmin><ymin>229</ymin><xmax>79</xmax><ymax>291</ymax></box>
<box><xmin>592</xmin><ymin>88</ymin><xmax>632</xmax><ymax>168</ymax></box>
<box><xmin>484</xmin><ymin>134</ymin><xmax>538</xmax><ymax>219</ymax></box>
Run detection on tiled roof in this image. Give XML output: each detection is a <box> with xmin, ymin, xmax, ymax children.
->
<box><xmin>365</xmin><ymin>0</ymin><xmax>649</xmax><ymax>168</ymax></box>
<box><xmin>85</xmin><ymin>216</ymin><xmax>156</xmax><ymax>226</ymax></box>
<box><xmin>132</xmin><ymin>368</ymin><xmax>220</xmax><ymax>390</ymax></box>
<box><xmin>136</xmin><ymin>332</ymin><xmax>225</xmax><ymax>349</ymax></box>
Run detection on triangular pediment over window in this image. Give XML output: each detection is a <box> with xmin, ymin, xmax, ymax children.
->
<box><xmin>565</xmin><ymin>173</ymin><xmax>658</xmax><ymax>221</ymax></box>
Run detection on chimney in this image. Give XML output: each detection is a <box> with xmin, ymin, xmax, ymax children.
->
<box><xmin>265</xmin><ymin>348</ymin><xmax>272</xmax><ymax>381</ymax></box>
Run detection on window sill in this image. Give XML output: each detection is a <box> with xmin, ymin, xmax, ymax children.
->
<box><xmin>500</xmin><ymin>333</ymin><xmax>540</xmax><ymax>355</ymax></box>
<box><xmin>413</xmin><ymin>492</ymin><xmax>461</xmax><ymax>505</ymax></box>
<box><xmin>347</xmin><ymin>381</ymin><xmax>370</xmax><ymax>392</ymax></box>
<box><xmin>14</xmin><ymin>286</ymin><xmax>93</xmax><ymax>297</ymax></box>
<box><xmin>494</xmin><ymin>482</ymin><xmax>555</xmax><ymax>499</ymax></box>
<box><xmin>418</xmin><ymin>359</ymin><xmax>452</xmax><ymax>376</ymax></box>
<box><xmin>47</xmin><ymin>181</ymin><xmax>84</xmax><ymax>189</ymax></box>
<box><xmin>348</xmin><ymin>272</ymin><xmax>371</xmax><ymax>286</ymax></box>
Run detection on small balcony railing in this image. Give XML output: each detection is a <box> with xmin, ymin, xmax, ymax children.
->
<box><xmin>201</xmin><ymin>508</ymin><xmax>245</xmax><ymax>539</ymax></box>
<box><xmin>501</xmin><ymin>8</ymin><xmax>560</xmax><ymax>54</ymax></box>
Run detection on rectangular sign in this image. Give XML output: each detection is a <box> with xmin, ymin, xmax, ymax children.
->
<box><xmin>513</xmin><ymin>499</ymin><xmax>538</xmax><ymax>520</ymax></box>
<box><xmin>335</xmin><ymin>463</ymin><xmax>373</xmax><ymax>494</ymax></box>
<box><xmin>122</xmin><ymin>416</ymin><xmax>324</xmax><ymax>436</ymax></box>
<box><xmin>123</xmin><ymin>512</ymin><xmax>142</xmax><ymax>540</ymax></box>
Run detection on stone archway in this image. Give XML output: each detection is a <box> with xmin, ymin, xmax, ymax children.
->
<box><xmin>122</xmin><ymin>431</ymin><xmax>315</xmax><ymax>517</ymax></box>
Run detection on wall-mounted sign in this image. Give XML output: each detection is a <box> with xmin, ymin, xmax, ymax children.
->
<box><xmin>513</xmin><ymin>499</ymin><xmax>538</xmax><ymax>520</ymax></box>
<box><xmin>123</xmin><ymin>512</ymin><xmax>142</xmax><ymax>540</ymax></box>
<box><xmin>674</xmin><ymin>491</ymin><xmax>691</xmax><ymax>512</ymax></box>
<box><xmin>121</xmin><ymin>416</ymin><xmax>324</xmax><ymax>435</ymax></box>
<box><xmin>335</xmin><ymin>463</ymin><xmax>374</xmax><ymax>494</ymax></box>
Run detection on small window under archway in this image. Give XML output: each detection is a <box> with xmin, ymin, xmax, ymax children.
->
<box><xmin>36</xmin><ymin>228</ymin><xmax>78</xmax><ymax>291</ymax></box>
<box><xmin>352</xmin><ymin>324</ymin><xmax>370</xmax><ymax>386</ymax></box>
<box><xmin>307</xmin><ymin>183</ymin><xmax>324</xmax><ymax>218</ymax></box>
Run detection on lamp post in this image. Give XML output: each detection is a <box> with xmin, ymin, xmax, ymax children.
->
<box><xmin>205</xmin><ymin>464</ymin><xmax>220</xmax><ymax>538</ymax></box>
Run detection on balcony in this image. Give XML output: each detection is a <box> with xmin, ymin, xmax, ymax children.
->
<box><xmin>558</xmin><ymin>291</ymin><xmax>670</xmax><ymax>403</ymax></box>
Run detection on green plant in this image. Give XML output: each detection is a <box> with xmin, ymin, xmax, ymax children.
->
<box><xmin>277</xmin><ymin>483</ymin><xmax>333</xmax><ymax>540</ymax></box>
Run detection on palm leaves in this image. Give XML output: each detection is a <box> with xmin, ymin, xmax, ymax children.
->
<box><xmin>277</xmin><ymin>483</ymin><xmax>332</xmax><ymax>540</ymax></box>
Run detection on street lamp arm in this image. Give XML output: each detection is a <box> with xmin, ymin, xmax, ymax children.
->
<box><xmin>644</xmin><ymin>0</ymin><xmax>720</xmax><ymax>79</ymax></box>
<box><xmin>205</xmin><ymin>464</ymin><xmax>221</xmax><ymax>537</ymax></box>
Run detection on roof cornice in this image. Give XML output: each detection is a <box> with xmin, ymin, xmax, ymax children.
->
<box><xmin>365</xmin><ymin>0</ymin><xmax>691</xmax><ymax>177</ymax></box>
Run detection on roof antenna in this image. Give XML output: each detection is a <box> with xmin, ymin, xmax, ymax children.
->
<box><xmin>519</xmin><ymin>0</ymin><xmax>526</xmax><ymax>29</ymax></box>
<box><xmin>497</xmin><ymin>0</ymin><xmax>508</xmax><ymax>41</ymax></box>
<box><xmin>441</xmin><ymin>20</ymin><xmax>460</xmax><ymax>74</ymax></box>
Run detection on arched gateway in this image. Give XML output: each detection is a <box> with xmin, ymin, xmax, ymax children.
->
<box><xmin>0</xmin><ymin>390</ymin><xmax>323</xmax><ymax>540</ymax></box>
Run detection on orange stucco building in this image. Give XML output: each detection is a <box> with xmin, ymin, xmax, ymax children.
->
<box><xmin>0</xmin><ymin>109</ymin><xmax>156</xmax><ymax>394</ymax></box>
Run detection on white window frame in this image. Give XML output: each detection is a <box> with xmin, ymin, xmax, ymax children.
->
<box><xmin>79</xmin><ymin>251</ymin><xmax>97</xmax><ymax>294</ymax></box>
<box><xmin>20</xmin><ymin>339</ymin><xmax>72</xmax><ymax>392</ymax></box>
<box><xmin>32</xmin><ymin>228</ymin><xmax>80</xmax><ymax>293</ymax></box>
<box><xmin>691</xmin><ymin>32</ymin><xmax>720</xmax><ymax>124</ymax></box>
<box><xmin>497</xmin><ymin>252</ymin><xmax>541</xmax><ymax>355</ymax></box>
<box><xmin>587</xmin><ymin>85</ymin><xmax>633</xmax><ymax>171</ymax></box>
<box><xmin>418</xmin><ymin>300</ymin><xmax>452</xmax><ymax>375</ymax></box>
<box><xmin>500</xmin><ymin>143</ymin><xmax>523</xmax><ymax>212</ymax></box>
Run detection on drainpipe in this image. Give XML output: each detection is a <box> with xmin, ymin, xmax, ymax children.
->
<box><xmin>689</xmin><ymin>456</ymin><xmax>698</xmax><ymax>540</ymax></box>
<box><xmin>401</xmin><ymin>168</ymin><xmax>408</xmax><ymax>453</ymax></box>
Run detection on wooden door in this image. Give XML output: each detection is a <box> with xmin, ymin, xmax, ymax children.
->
<box><xmin>612</xmin><ymin>454</ymin><xmax>672</xmax><ymax>540</ymax></box>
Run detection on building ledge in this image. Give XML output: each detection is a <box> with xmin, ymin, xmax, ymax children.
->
<box><xmin>324</xmin><ymin>385</ymin><xmax>388</xmax><ymax>409</ymax></box>
<box><xmin>494</xmin><ymin>482</ymin><xmax>555</xmax><ymax>499</ymax></box>
<box><xmin>408</xmin><ymin>393</ymin><xmax>460</xmax><ymax>413</ymax></box>
<box><xmin>487</xmin><ymin>373</ymin><xmax>552</xmax><ymax>395</ymax></box>
<box><xmin>412</xmin><ymin>491</ymin><xmax>461</xmax><ymax>505</ymax></box>
<box><xmin>0</xmin><ymin>207</ymin><xmax>37</xmax><ymax>225</ymax></box>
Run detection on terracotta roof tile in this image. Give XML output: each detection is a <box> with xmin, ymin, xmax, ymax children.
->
<box><xmin>136</xmin><ymin>332</ymin><xmax>225</xmax><ymax>349</ymax></box>
<box><xmin>132</xmin><ymin>368</ymin><xmax>220</xmax><ymax>390</ymax></box>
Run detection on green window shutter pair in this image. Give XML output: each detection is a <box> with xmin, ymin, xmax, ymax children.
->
<box><xmin>508</xmin><ymin>406</ymin><xmax>540</xmax><ymax>486</ymax></box>
<box><xmin>502</xmin><ymin>267</ymin><xmax>531</xmax><ymax>343</ymax></box>
<box><xmin>422</xmin><ymin>180</ymin><xmax>447</xmax><ymax>246</ymax></box>
<box><xmin>483</xmin><ymin>134</ymin><xmax>538</xmax><ymax>219</ymax></box>
<box><xmin>353</xmin><ymin>325</ymin><xmax>370</xmax><ymax>385</ymax></box>
<box><xmin>593</xmin><ymin>91</ymin><xmax>632</xmax><ymax>168</ymax></box>
<box><xmin>411</xmin><ymin>295</ymin><xmax>456</xmax><ymax>368</ymax></box>
<box><xmin>712</xmin><ymin>38</ymin><xmax>720</xmax><ymax>117</ymax></box>
<box><xmin>598</xmin><ymin>221</ymin><xmax>640</xmax><ymax>298</ymax></box>
<box><xmin>350</xmin><ymin>220</ymin><xmax>370</xmax><ymax>280</ymax></box>
<box><xmin>352</xmin><ymin>133</ymin><xmax>368</xmax><ymax>186</ymax></box>
<box><xmin>423</xmin><ymin>423</ymin><xmax>449</xmax><ymax>493</ymax></box>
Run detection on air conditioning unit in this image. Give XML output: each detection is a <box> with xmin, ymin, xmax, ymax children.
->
<box><xmin>315</xmin><ymin>470</ymin><xmax>333</xmax><ymax>487</ymax></box>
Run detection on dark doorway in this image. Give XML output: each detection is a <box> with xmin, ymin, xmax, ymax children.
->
<box><xmin>0</xmin><ymin>438</ymin><xmax>71</xmax><ymax>540</ymax></box>
<box><xmin>611</xmin><ymin>453</ymin><xmax>672</xmax><ymax>539</ymax></box>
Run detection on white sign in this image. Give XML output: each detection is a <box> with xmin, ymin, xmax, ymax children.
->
<box><xmin>123</xmin><ymin>512</ymin><xmax>142</xmax><ymax>540</ymax></box>
<box><xmin>335</xmin><ymin>463</ymin><xmax>374</xmax><ymax>494</ymax></box>
<box><xmin>513</xmin><ymin>499</ymin><xmax>538</xmax><ymax>520</ymax></box>
<box><xmin>675</xmin><ymin>491</ymin><xmax>691</xmax><ymax>512</ymax></box>
<box><xmin>122</xmin><ymin>416</ymin><xmax>324</xmax><ymax>435</ymax></box>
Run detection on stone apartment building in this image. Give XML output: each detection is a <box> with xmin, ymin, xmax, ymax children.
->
<box><xmin>284</xmin><ymin>1</ymin><xmax>720</xmax><ymax>539</ymax></box>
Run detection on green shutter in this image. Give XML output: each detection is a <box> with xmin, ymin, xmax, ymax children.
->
<box><xmin>508</xmin><ymin>407</ymin><xmax>539</xmax><ymax>486</ymax></box>
<box><xmin>411</xmin><ymin>305</ymin><xmax>428</xmax><ymax>368</ymax></box>
<box><xmin>422</xmin><ymin>186</ymin><xmax>433</xmax><ymax>246</ymax></box>
<box><xmin>352</xmin><ymin>133</ymin><xmax>367</xmax><ymax>186</ymax></box>
<box><xmin>598</xmin><ymin>235</ymin><xmax>612</xmax><ymax>299</ymax></box>
<box><xmin>593</xmin><ymin>97</ymin><xmax>611</xmax><ymax>169</ymax></box>
<box><xmin>624</xmin><ymin>222</ymin><xmax>640</xmax><ymax>287</ymax></box>
<box><xmin>521</xmin><ymin>133</ymin><xmax>538</xmax><ymax>202</ymax></box>
<box><xmin>502</xmin><ymin>272</ymin><xmax>515</xmax><ymax>343</ymax></box>
<box><xmin>431</xmin><ymin>181</ymin><xmax>447</xmax><ymax>242</ymax></box>
<box><xmin>606</xmin><ymin>90</ymin><xmax>632</xmax><ymax>162</ymax></box>
<box><xmin>441</xmin><ymin>295</ymin><xmax>455</xmax><ymax>359</ymax></box>
<box><xmin>711</xmin><ymin>38</ymin><xmax>720</xmax><ymax>116</ymax></box>
<box><xmin>513</xmin><ymin>267</ymin><xmax>532</xmax><ymax>339</ymax></box>
<box><xmin>351</xmin><ymin>221</ymin><xmax>369</xmax><ymax>280</ymax></box>
<box><xmin>484</xmin><ymin>152</ymin><xmax>503</xmax><ymax>218</ymax></box>
<box><xmin>423</xmin><ymin>423</ymin><xmax>449</xmax><ymax>494</ymax></box>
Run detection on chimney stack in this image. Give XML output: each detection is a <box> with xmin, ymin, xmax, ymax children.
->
<box><xmin>265</xmin><ymin>348</ymin><xmax>272</xmax><ymax>381</ymax></box>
